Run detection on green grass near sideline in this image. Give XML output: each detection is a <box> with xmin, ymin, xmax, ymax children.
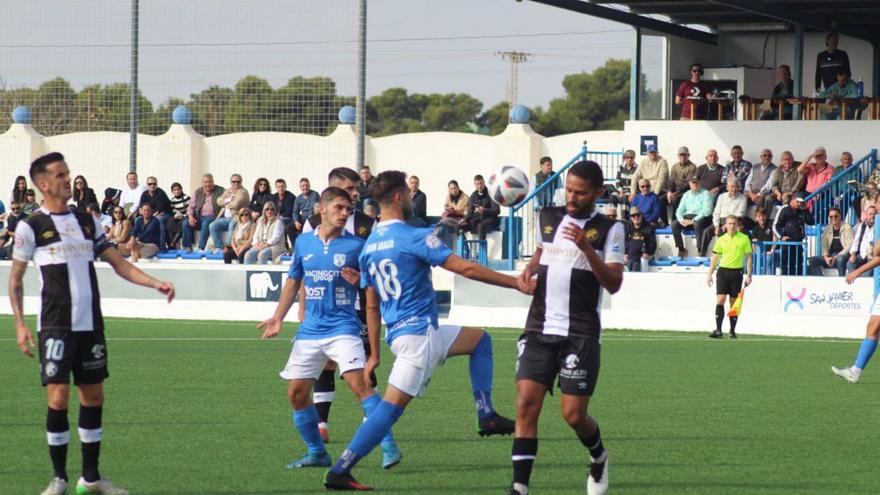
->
<box><xmin>1</xmin><ymin>316</ymin><xmax>879</xmax><ymax>494</ymax></box>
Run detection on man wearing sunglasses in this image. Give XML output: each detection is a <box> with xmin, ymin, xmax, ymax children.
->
<box><xmin>807</xmin><ymin>207</ymin><xmax>853</xmax><ymax>276</ymax></box>
<box><xmin>630</xmin><ymin>179</ymin><xmax>661</xmax><ymax>226</ymax></box>
<box><xmin>209</xmin><ymin>174</ymin><xmax>249</xmax><ymax>253</ymax></box>
<box><xmin>675</xmin><ymin>63</ymin><xmax>710</xmax><ymax>120</ymax></box>
<box><xmin>138</xmin><ymin>177</ymin><xmax>173</xmax><ymax>251</ymax></box>
<box><xmin>744</xmin><ymin>149</ymin><xmax>776</xmax><ymax>213</ymax></box>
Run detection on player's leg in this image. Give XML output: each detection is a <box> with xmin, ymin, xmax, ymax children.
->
<box><xmin>279</xmin><ymin>339</ymin><xmax>331</xmax><ymax>468</ymax></box>
<box><xmin>833</xmin><ymin>314</ymin><xmax>880</xmax><ymax>383</ymax></box>
<box><xmin>44</xmin><ymin>384</ymin><xmax>72</xmax><ymax>495</ymax></box>
<box><xmin>446</xmin><ymin>326</ymin><xmax>516</xmax><ymax>435</ymax></box>
<box><xmin>313</xmin><ymin>362</ymin><xmax>337</xmax><ymax>443</ymax></box>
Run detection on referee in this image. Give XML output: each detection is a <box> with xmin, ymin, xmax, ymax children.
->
<box><xmin>706</xmin><ymin>214</ymin><xmax>753</xmax><ymax>339</ymax></box>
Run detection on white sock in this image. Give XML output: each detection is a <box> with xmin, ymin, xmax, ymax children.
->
<box><xmin>318</xmin><ymin>421</ymin><xmax>328</xmax><ymax>429</ymax></box>
<box><xmin>591</xmin><ymin>451</ymin><xmax>608</xmax><ymax>464</ymax></box>
<box><xmin>512</xmin><ymin>482</ymin><xmax>528</xmax><ymax>494</ymax></box>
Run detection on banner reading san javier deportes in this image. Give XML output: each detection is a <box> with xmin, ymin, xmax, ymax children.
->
<box><xmin>780</xmin><ymin>278</ymin><xmax>865</xmax><ymax>315</ymax></box>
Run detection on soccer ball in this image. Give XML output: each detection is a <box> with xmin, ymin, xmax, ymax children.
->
<box><xmin>487</xmin><ymin>166</ymin><xmax>530</xmax><ymax>207</ymax></box>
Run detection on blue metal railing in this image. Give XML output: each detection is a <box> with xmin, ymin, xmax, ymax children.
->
<box><xmin>804</xmin><ymin>148</ymin><xmax>877</xmax><ymax>226</ymax></box>
<box><xmin>753</xmin><ymin>241</ymin><xmax>808</xmax><ymax>276</ymax></box>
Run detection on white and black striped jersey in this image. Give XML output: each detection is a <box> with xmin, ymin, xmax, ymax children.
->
<box><xmin>525</xmin><ymin>207</ymin><xmax>625</xmax><ymax>340</ymax></box>
<box><xmin>13</xmin><ymin>207</ymin><xmax>112</xmax><ymax>333</ymax></box>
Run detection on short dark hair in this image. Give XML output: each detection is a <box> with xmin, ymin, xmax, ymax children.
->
<box><xmin>837</xmin><ymin>68</ymin><xmax>851</xmax><ymax>77</ymax></box>
<box><xmin>300</xmin><ymin>177</ymin><xmax>310</xmax><ymax>184</ymax></box>
<box><xmin>371</xmin><ymin>171</ymin><xmax>408</xmax><ymax>205</ymax></box>
<box><xmin>275</xmin><ymin>178</ymin><xmax>286</xmax><ymax>185</ymax></box>
<box><xmin>171</xmin><ymin>182</ymin><xmax>183</xmax><ymax>190</ymax></box>
<box><xmin>567</xmin><ymin>160</ymin><xmax>604</xmax><ymax>189</ymax></box>
<box><xmin>474</xmin><ymin>174</ymin><xmax>485</xmax><ymax>182</ymax></box>
<box><xmin>85</xmin><ymin>202</ymin><xmax>100</xmax><ymax>213</ymax></box>
<box><xmin>410</xmin><ymin>175</ymin><xmax>420</xmax><ymax>182</ymax></box>
<box><xmin>540</xmin><ymin>156</ymin><xmax>552</xmax><ymax>165</ymax></box>
<box><xmin>448</xmin><ymin>180</ymin><xmax>459</xmax><ymax>187</ymax></box>
<box><xmin>360</xmin><ymin>165</ymin><xmax>371</xmax><ymax>171</ymax></box>
<box><xmin>29</xmin><ymin>152</ymin><xmax>65</xmax><ymax>182</ymax></box>
<box><xmin>829</xmin><ymin>207</ymin><xmax>843</xmax><ymax>216</ymax></box>
<box><xmin>320</xmin><ymin>186</ymin><xmax>352</xmax><ymax>204</ymax></box>
<box><xmin>328</xmin><ymin>167</ymin><xmax>359</xmax><ymax>184</ymax></box>
<box><xmin>731</xmin><ymin>145</ymin><xmax>743</xmax><ymax>152</ymax></box>
<box><xmin>755</xmin><ymin>207</ymin><xmax>767</xmax><ymax>216</ymax></box>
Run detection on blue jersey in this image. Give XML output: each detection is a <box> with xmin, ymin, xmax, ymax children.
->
<box><xmin>288</xmin><ymin>230</ymin><xmax>365</xmax><ymax>339</ymax></box>
<box><xmin>359</xmin><ymin>219</ymin><xmax>453</xmax><ymax>343</ymax></box>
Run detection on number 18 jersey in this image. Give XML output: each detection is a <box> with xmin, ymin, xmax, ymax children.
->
<box><xmin>359</xmin><ymin>219</ymin><xmax>452</xmax><ymax>344</ymax></box>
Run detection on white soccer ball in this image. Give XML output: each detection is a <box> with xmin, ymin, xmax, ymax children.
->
<box><xmin>487</xmin><ymin>166</ymin><xmax>530</xmax><ymax>207</ymax></box>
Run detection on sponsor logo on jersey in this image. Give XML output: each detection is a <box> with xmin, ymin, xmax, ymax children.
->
<box><xmin>425</xmin><ymin>234</ymin><xmax>442</xmax><ymax>249</ymax></box>
<box><xmin>306</xmin><ymin>286</ymin><xmax>326</xmax><ymax>298</ymax></box>
<box><xmin>305</xmin><ymin>269</ymin><xmax>340</xmax><ymax>282</ymax></box>
<box><xmin>333</xmin><ymin>253</ymin><xmax>346</xmax><ymax>267</ymax></box>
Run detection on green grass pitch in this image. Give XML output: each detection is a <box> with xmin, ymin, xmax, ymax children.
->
<box><xmin>2</xmin><ymin>316</ymin><xmax>880</xmax><ymax>494</ymax></box>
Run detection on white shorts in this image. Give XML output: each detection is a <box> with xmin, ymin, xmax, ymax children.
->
<box><xmin>871</xmin><ymin>293</ymin><xmax>880</xmax><ymax>316</ymax></box>
<box><xmin>279</xmin><ymin>334</ymin><xmax>365</xmax><ymax>381</ymax></box>
<box><xmin>387</xmin><ymin>324</ymin><xmax>462</xmax><ymax>398</ymax></box>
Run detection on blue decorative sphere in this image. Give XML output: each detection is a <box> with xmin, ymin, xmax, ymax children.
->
<box><xmin>509</xmin><ymin>104</ymin><xmax>530</xmax><ymax>124</ymax></box>
<box><xmin>338</xmin><ymin>105</ymin><xmax>356</xmax><ymax>125</ymax></box>
<box><xmin>11</xmin><ymin>106</ymin><xmax>32</xmax><ymax>124</ymax></box>
<box><xmin>172</xmin><ymin>105</ymin><xmax>192</xmax><ymax>125</ymax></box>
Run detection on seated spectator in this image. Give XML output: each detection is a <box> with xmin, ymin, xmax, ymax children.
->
<box><xmin>0</xmin><ymin>201</ymin><xmax>23</xmax><ymax>260</ymax></box>
<box><xmin>120</xmin><ymin>171</ymin><xmax>147</xmax><ymax>216</ymax></box>
<box><xmin>602</xmin><ymin>205</ymin><xmax>618</xmax><ymax>221</ymax></box>
<box><xmin>835</xmin><ymin>151</ymin><xmax>855</xmax><ymax>176</ymax></box>
<box><xmin>121</xmin><ymin>203</ymin><xmax>161</xmax><ymax>262</ymax></box>
<box><xmin>358</xmin><ymin>166</ymin><xmax>375</xmax><ymax>210</ymax></box>
<box><xmin>437</xmin><ymin>180</ymin><xmax>470</xmax><ymax>247</ymax></box>
<box><xmin>769</xmin><ymin>152</ymin><xmax>803</xmax><ymax>207</ymax></box>
<box><xmin>166</xmin><ymin>182</ymin><xmax>190</xmax><ymax>249</ymax></box>
<box><xmin>85</xmin><ymin>202</ymin><xmax>112</xmax><ymax>233</ymax></box>
<box><xmin>695</xmin><ymin>149</ymin><xmax>725</xmax><ymax>204</ymax></box>
<box><xmin>723</xmin><ymin>145</ymin><xmax>752</xmax><ymax>192</ymax></box>
<box><xmin>408</xmin><ymin>175</ymin><xmax>428</xmax><ymax>226</ymax></box>
<box><xmin>140</xmin><ymin>176</ymin><xmax>173</xmax><ymax>250</ymax></box>
<box><xmin>672</xmin><ymin>176</ymin><xmax>713</xmax><ymax>258</ymax></box>
<box><xmin>101</xmin><ymin>187</ymin><xmax>121</xmax><ymax>216</ymax></box>
<box><xmin>773</xmin><ymin>193</ymin><xmax>814</xmax><ymax>276</ymax></box>
<box><xmin>72</xmin><ymin>175</ymin><xmax>97</xmax><ymax>212</ymax></box>
<box><xmin>209</xmin><ymin>174</ymin><xmax>249</xmax><ymax>253</ymax></box>
<box><xmin>703</xmin><ymin>177</ymin><xmax>747</xmax><ymax>256</ymax></box>
<box><xmin>750</xmin><ymin>207</ymin><xmax>775</xmax><ymax>255</ymax></box>
<box><xmin>624</xmin><ymin>206</ymin><xmax>656</xmax><ymax>272</ymax></box>
<box><xmin>611</xmin><ymin>149</ymin><xmax>638</xmax><ymax>214</ymax></box>
<box><xmin>847</xmin><ymin>205</ymin><xmax>876</xmax><ymax>277</ymax></box>
<box><xmin>22</xmin><ymin>189</ymin><xmax>38</xmax><ymax>216</ymax></box>
<box><xmin>224</xmin><ymin>208</ymin><xmax>256</xmax><ymax>264</ymax></box>
<box><xmin>799</xmin><ymin>147</ymin><xmax>834</xmax><ymax>195</ymax></box>
<box><xmin>245</xmin><ymin>202</ymin><xmax>285</xmax><ymax>264</ymax></box>
<box><xmin>760</xmin><ymin>64</ymin><xmax>794</xmax><ymax>120</ymax></box>
<box><xmin>107</xmin><ymin>206</ymin><xmax>132</xmax><ymax>247</ymax></box>
<box><xmin>744</xmin><ymin>149</ymin><xmax>776</xmax><ymax>210</ymax></box>
<box><xmin>531</xmin><ymin>156</ymin><xmax>562</xmax><ymax>208</ymax></box>
<box><xmin>183</xmin><ymin>174</ymin><xmax>225</xmax><ymax>251</ymax></box>
<box><xmin>272</xmin><ymin>178</ymin><xmax>295</xmax><ymax>226</ymax></box>
<box><xmin>0</xmin><ymin>199</ymin><xmax>5</xmax><ymax>232</ymax></box>
<box><xmin>11</xmin><ymin>175</ymin><xmax>28</xmax><ymax>205</ymax></box>
<box><xmin>808</xmin><ymin>207</ymin><xmax>853</xmax><ymax>276</ymax></box>
<box><xmin>819</xmin><ymin>69</ymin><xmax>861</xmax><ymax>120</ymax></box>
<box><xmin>464</xmin><ymin>174</ymin><xmax>500</xmax><ymax>240</ymax></box>
<box><xmin>663</xmin><ymin>146</ymin><xmax>697</xmax><ymax>226</ymax></box>
<box><xmin>629</xmin><ymin>145</ymin><xmax>669</xmax><ymax>225</ymax></box>
<box><xmin>631</xmin><ymin>179</ymin><xmax>661</xmax><ymax>225</ymax></box>
<box><xmin>250</xmin><ymin>177</ymin><xmax>273</xmax><ymax>220</ymax></box>
<box><xmin>293</xmin><ymin>178</ymin><xmax>320</xmax><ymax>231</ymax></box>
<box><xmin>675</xmin><ymin>62</ymin><xmax>711</xmax><ymax>120</ymax></box>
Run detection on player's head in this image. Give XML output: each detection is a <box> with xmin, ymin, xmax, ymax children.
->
<box><xmin>30</xmin><ymin>152</ymin><xmax>71</xmax><ymax>202</ymax></box>
<box><xmin>328</xmin><ymin>167</ymin><xmax>361</xmax><ymax>203</ymax></box>
<box><xmin>565</xmin><ymin>160</ymin><xmax>604</xmax><ymax>218</ymax></box>
<box><xmin>371</xmin><ymin>170</ymin><xmax>411</xmax><ymax>218</ymax></box>
<box><xmin>319</xmin><ymin>186</ymin><xmax>353</xmax><ymax>228</ymax></box>
<box><xmin>725</xmin><ymin>215</ymin><xmax>739</xmax><ymax>235</ymax></box>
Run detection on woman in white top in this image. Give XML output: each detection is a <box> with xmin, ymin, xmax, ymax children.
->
<box><xmin>244</xmin><ymin>202</ymin><xmax>285</xmax><ymax>264</ymax></box>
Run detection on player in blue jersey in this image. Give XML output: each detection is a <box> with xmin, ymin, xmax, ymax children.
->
<box><xmin>323</xmin><ymin>171</ymin><xmax>534</xmax><ymax>491</ymax></box>
<box><xmin>834</xmin><ymin>240</ymin><xmax>880</xmax><ymax>383</ymax></box>
<box><xmin>258</xmin><ymin>187</ymin><xmax>400</xmax><ymax>470</ymax></box>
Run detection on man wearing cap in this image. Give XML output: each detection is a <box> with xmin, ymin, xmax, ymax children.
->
<box><xmin>703</xmin><ymin>177</ymin><xmax>748</xmax><ymax>256</ymax></box>
<box><xmin>672</xmin><ymin>176</ymin><xmax>713</xmax><ymax>258</ymax></box>
<box><xmin>773</xmin><ymin>192</ymin><xmax>815</xmax><ymax>275</ymax></box>
<box><xmin>706</xmin><ymin>215</ymin><xmax>753</xmax><ymax>339</ymax></box>
<box><xmin>663</xmin><ymin>146</ymin><xmax>697</xmax><ymax>226</ymax></box>
<box><xmin>630</xmin><ymin>145</ymin><xmax>669</xmax><ymax>224</ymax></box>
<box><xmin>624</xmin><ymin>206</ymin><xmax>656</xmax><ymax>272</ymax></box>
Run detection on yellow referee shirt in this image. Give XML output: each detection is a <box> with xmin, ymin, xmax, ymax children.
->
<box><xmin>713</xmin><ymin>231</ymin><xmax>752</xmax><ymax>269</ymax></box>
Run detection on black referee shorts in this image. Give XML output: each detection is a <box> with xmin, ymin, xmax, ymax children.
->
<box><xmin>716</xmin><ymin>267</ymin><xmax>743</xmax><ymax>298</ymax></box>
<box><xmin>515</xmin><ymin>332</ymin><xmax>600</xmax><ymax>396</ymax></box>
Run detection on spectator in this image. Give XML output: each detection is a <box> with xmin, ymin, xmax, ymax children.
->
<box><xmin>0</xmin><ymin>199</ymin><xmax>4</xmax><ymax>232</ymax></box>
<box><xmin>101</xmin><ymin>187</ymin><xmax>121</xmax><ymax>216</ymax></box>
<box><xmin>773</xmin><ymin>193</ymin><xmax>814</xmax><ymax>275</ymax></box>
<box><xmin>72</xmin><ymin>175</ymin><xmax>97</xmax><ymax>212</ymax></box>
<box><xmin>847</xmin><ymin>205</ymin><xmax>876</xmax><ymax>277</ymax></box>
<box><xmin>663</xmin><ymin>146</ymin><xmax>697</xmax><ymax>226</ymax></box>
<box><xmin>624</xmin><ymin>206</ymin><xmax>656</xmax><ymax>272</ymax></box>
<box><xmin>166</xmin><ymin>182</ymin><xmax>190</xmax><ymax>249</ymax></box>
<box><xmin>750</xmin><ymin>207</ymin><xmax>776</xmax><ymax>267</ymax></box>
<box><xmin>244</xmin><ymin>202</ymin><xmax>285</xmax><ymax>264</ymax></box>
<box><xmin>22</xmin><ymin>189</ymin><xmax>38</xmax><ymax>216</ymax></box>
<box><xmin>122</xmin><ymin>203</ymin><xmax>161</xmax><ymax>262</ymax></box>
<box><xmin>631</xmin><ymin>179</ymin><xmax>662</xmax><ymax>225</ymax></box>
<box><xmin>437</xmin><ymin>179</ymin><xmax>470</xmax><ymax>247</ymax></box>
<box><xmin>183</xmin><ymin>173</ymin><xmax>225</xmax><ymax>251</ymax></box>
<box><xmin>272</xmin><ymin>178</ymin><xmax>295</xmax><ymax>225</ymax></box>
<box><xmin>672</xmin><ymin>176</ymin><xmax>713</xmax><ymax>258</ymax></box>
<box><xmin>723</xmin><ymin>145</ymin><xmax>752</xmax><ymax>192</ymax></box>
<box><xmin>675</xmin><ymin>62</ymin><xmax>711</xmax><ymax>120</ymax></box>
<box><xmin>808</xmin><ymin>207</ymin><xmax>853</xmax><ymax>276</ymax></box>
<box><xmin>408</xmin><ymin>175</ymin><xmax>428</xmax><ymax>225</ymax></box>
<box><xmin>209</xmin><ymin>174</ymin><xmax>249</xmax><ymax>253</ymax></box>
<box><xmin>695</xmin><ymin>149</ymin><xmax>726</xmax><ymax>204</ymax></box>
<box><xmin>358</xmin><ymin>166</ymin><xmax>375</xmax><ymax>209</ymax></box>
<box><xmin>612</xmin><ymin>149</ymin><xmax>638</xmax><ymax>214</ymax></box>
<box><xmin>602</xmin><ymin>204</ymin><xmax>618</xmax><ymax>221</ymax></box>
<box><xmin>835</xmin><ymin>151</ymin><xmax>855</xmax><ymax>176</ymax></box>
<box><xmin>120</xmin><ymin>171</ymin><xmax>147</xmax><ymax>215</ymax></box>
<box><xmin>0</xmin><ymin>201</ymin><xmax>23</xmax><ymax>260</ymax></box>
<box><xmin>140</xmin><ymin>176</ymin><xmax>173</xmax><ymax>250</ymax></box>
<box><xmin>629</xmin><ymin>145</ymin><xmax>669</xmax><ymax>224</ymax></box>
<box><xmin>85</xmin><ymin>202</ymin><xmax>112</xmax><ymax>233</ymax></box>
<box><xmin>107</xmin><ymin>206</ymin><xmax>132</xmax><ymax>247</ymax></box>
<box><xmin>799</xmin><ymin>147</ymin><xmax>835</xmax><ymax>213</ymax></box>
<box><xmin>704</xmin><ymin>177</ymin><xmax>748</xmax><ymax>256</ymax></box>
<box><xmin>819</xmin><ymin>69</ymin><xmax>861</xmax><ymax>120</ymax></box>
<box><xmin>769</xmin><ymin>151</ymin><xmax>803</xmax><ymax>207</ymax></box>
<box><xmin>250</xmin><ymin>177</ymin><xmax>273</xmax><ymax>219</ymax></box>
<box><xmin>744</xmin><ymin>149</ymin><xmax>776</xmax><ymax>210</ymax></box>
<box><xmin>224</xmin><ymin>208</ymin><xmax>256</xmax><ymax>264</ymax></box>
<box><xmin>531</xmin><ymin>156</ymin><xmax>562</xmax><ymax>207</ymax></box>
<box><xmin>761</xmin><ymin>64</ymin><xmax>795</xmax><ymax>120</ymax></box>
<box><xmin>293</xmin><ymin>178</ymin><xmax>320</xmax><ymax>230</ymax></box>
<box><xmin>816</xmin><ymin>32</ymin><xmax>850</xmax><ymax>93</ymax></box>
<box><xmin>11</xmin><ymin>175</ymin><xmax>27</xmax><ymax>205</ymax></box>
<box><xmin>464</xmin><ymin>174</ymin><xmax>500</xmax><ymax>240</ymax></box>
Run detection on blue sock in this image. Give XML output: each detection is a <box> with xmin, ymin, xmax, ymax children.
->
<box><xmin>292</xmin><ymin>406</ymin><xmax>326</xmax><ymax>455</ymax></box>
<box><xmin>361</xmin><ymin>395</ymin><xmax>397</xmax><ymax>448</ymax></box>
<box><xmin>331</xmin><ymin>400</ymin><xmax>404</xmax><ymax>474</ymax></box>
<box><xmin>854</xmin><ymin>338</ymin><xmax>878</xmax><ymax>370</ymax></box>
<box><xmin>470</xmin><ymin>332</ymin><xmax>496</xmax><ymax>420</ymax></box>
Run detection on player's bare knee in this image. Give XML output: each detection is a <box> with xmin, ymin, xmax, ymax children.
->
<box><xmin>516</xmin><ymin>395</ymin><xmax>541</xmax><ymax>420</ymax></box>
<box><xmin>78</xmin><ymin>384</ymin><xmax>104</xmax><ymax>406</ymax></box>
<box><xmin>561</xmin><ymin>405</ymin><xmax>586</xmax><ymax>429</ymax></box>
<box><xmin>47</xmin><ymin>386</ymin><xmax>70</xmax><ymax>410</ymax></box>
<box><xmin>288</xmin><ymin>384</ymin><xmax>311</xmax><ymax>408</ymax></box>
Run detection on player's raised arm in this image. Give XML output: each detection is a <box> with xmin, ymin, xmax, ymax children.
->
<box><xmin>99</xmin><ymin>247</ymin><xmax>175</xmax><ymax>302</ymax></box>
<box><xmin>440</xmin><ymin>254</ymin><xmax>532</xmax><ymax>293</ymax></box>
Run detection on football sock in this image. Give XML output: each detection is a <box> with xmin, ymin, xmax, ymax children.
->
<box><xmin>78</xmin><ymin>405</ymin><xmax>102</xmax><ymax>483</ymax></box>
<box><xmin>729</xmin><ymin>316</ymin><xmax>739</xmax><ymax>332</ymax></box>
<box><xmin>470</xmin><ymin>331</ymin><xmax>497</xmax><ymax>420</ymax></box>
<box><xmin>854</xmin><ymin>338</ymin><xmax>878</xmax><ymax>371</ymax></box>
<box><xmin>46</xmin><ymin>407</ymin><xmax>69</xmax><ymax>481</ymax></box>
<box><xmin>512</xmin><ymin>437</ymin><xmax>538</xmax><ymax>489</ymax></box>
<box><xmin>578</xmin><ymin>425</ymin><xmax>606</xmax><ymax>463</ymax></box>
<box><xmin>293</xmin><ymin>406</ymin><xmax>326</xmax><ymax>455</ymax></box>
<box><xmin>314</xmin><ymin>369</ymin><xmax>336</xmax><ymax>424</ymax></box>
<box><xmin>361</xmin><ymin>394</ymin><xmax>396</xmax><ymax>448</ymax></box>
<box><xmin>331</xmin><ymin>400</ymin><xmax>404</xmax><ymax>475</ymax></box>
<box><xmin>715</xmin><ymin>305</ymin><xmax>724</xmax><ymax>332</ymax></box>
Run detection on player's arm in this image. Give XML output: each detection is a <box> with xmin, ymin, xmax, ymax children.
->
<box><xmin>258</xmin><ymin>277</ymin><xmax>299</xmax><ymax>339</ymax></box>
<box><xmin>363</xmin><ymin>287</ymin><xmax>381</xmax><ymax>381</ymax></box>
<box><xmin>297</xmin><ymin>282</ymin><xmax>306</xmax><ymax>323</ymax></box>
<box><xmin>8</xmin><ymin>260</ymin><xmax>35</xmax><ymax>357</ymax></box>
<box><xmin>518</xmin><ymin>248</ymin><xmax>542</xmax><ymax>293</ymax></box>
<box><xmin>441</xmin><ymin>254</ymin><xmax>529</xmax><ymax>293</ymax></box>
<box><xmin>846</xmin><ymin>242</ymin><xmax>880</xmax><ymax>283</ymax></box>
<box><xmin>100</xmin><ymin>247</ymin><xmax>175</xmax><ymax>302</ymax></box>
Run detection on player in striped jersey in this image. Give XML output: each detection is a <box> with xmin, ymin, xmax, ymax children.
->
<box><xmin>9</xmin><ymin>153</ymin><xmax>175</xmax><ymax>495</ymax></box>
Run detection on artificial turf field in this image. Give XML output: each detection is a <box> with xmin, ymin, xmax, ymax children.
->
<box><xmin>2</xmin><ymin>316</ymin><xmax>880</xmax><ymax>495</ymax></box>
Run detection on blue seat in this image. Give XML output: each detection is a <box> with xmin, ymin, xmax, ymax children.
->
<box><xmin>205</xmin><ymin>251</ymin><xmax>223</xmax><ymax>261</ymax></box>
<box><xmin>156</xmin><ymin>252</ymin><xmax>179</xmax><ymax>260</ymax></box>
<box><xmin>656</xmin><ymin>226</ymin><xmax>672</xmax><ymax>235</ymax></box>
<box><xmin>676</xmin><ymin>258</ymin><xmax>704</xmax><ymax>267</ymax></box>
<box><xmin>180</xmin><ymin>251</ymin><xmax>205</xmax><ymax>260</ymax></box>
<box><xmin>649</xmin><ymin>259</ymin><xmax>676</xmax><ymax>267</ymax></box>
<box><xmin>279</xmin><ymin>255</ymin><xmax>292</xmax><ymax>262</ymax></box>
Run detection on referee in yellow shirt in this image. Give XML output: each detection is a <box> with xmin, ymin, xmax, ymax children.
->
<box><xmin>706</xmin><ymin>215</ymin><xmax>753</xmax><ymax>339</ymax></box>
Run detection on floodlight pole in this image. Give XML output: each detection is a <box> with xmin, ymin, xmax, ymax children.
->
<box><xmin>356</xmin><ymin>0</ymin><xmax>367</xmax><ymax>169</ymax></box>
<box><xmin>630</xmin><ymin>27</ymin><xmax>641</xmax><ymax>121</ymax></box>
<box><xmin>129</xmin><ymin>0</ymin><xmax>139</xmax><ymax>173</ymax></box>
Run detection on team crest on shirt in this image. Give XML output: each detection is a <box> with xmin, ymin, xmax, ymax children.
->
<box><xmin>333</xmin><ymin>253</ymin><xmax>346</xmax><ymax>267</ymax></box>
<box><xmin>425</xmin><ymin>234</ymin><xmax>442</xmax><ymax>249</ymax></box>
<box><xmin>358</xmin><ymin>226</ymin><xmax>368</xmax><ymax>236</ymax></box>
<box><xmin>585</xmin><ymin>228</ymin><xmax>599</xmax><ymax>242</ymax></box>
<box><xmin>543</xmin><ymin>225</ymin><xmax>553</xmax><ymax>235</ymax></box>
<box><xmin>42</xmin><ymin>230</ymin><xmax>55</xmax><ymax>240</ymax></box>
<box><xmin>564</xmin><ymin>354</ymin><xmax>580</xmax><ymax>369</ymax></box>
<box><xmin>44</xmin><ymin>362</ymin><xmax>57</xmax><ymax>378</ymax></box>
<box><xmin>83</xmin><ymin>225</ymin><xmax>93</xmax><ymax>236</ymax></box>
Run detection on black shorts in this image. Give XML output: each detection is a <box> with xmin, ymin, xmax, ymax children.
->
<box><xmin>716</xmin><ymin>267</ymin><xmax>743</xmax><ymax>298</ymax></box>
<box><xmin>38</xmin><ymin>328</ymin><xmax>109</xmax><ymax>386</ymax></box>
<box><xmin>515</xmin><ymin>332</ymin><xmax>600</xmax><ymax>396</ymax></box>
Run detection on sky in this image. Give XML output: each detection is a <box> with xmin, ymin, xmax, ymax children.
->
<box><xmin>0</xmin><ymin>0</ymin><xmax>663</xmax><ymax>111</ymax></box>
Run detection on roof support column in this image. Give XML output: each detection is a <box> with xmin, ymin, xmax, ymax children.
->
<box><xmin>630</xmin><ymin>26</ymin><xmax>642</xmax><ymax>121</ymax></box>
<box><xmin>793</xmin><ymin>23</ymin><xmax>804</xmax><ymax>117</ymax></box>
<box><xmin>873</xmin><ymin>41</ymin><xmax>880</xmax><ymax>97</ymax></box>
